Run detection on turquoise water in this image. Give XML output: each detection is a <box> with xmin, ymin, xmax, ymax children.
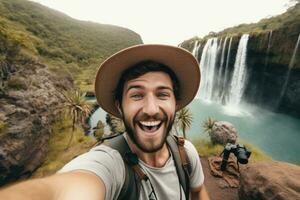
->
<box><xmin>89</xmin><ymin>98</ymin><xmax>300</xmax><ymax>164</ymax></box>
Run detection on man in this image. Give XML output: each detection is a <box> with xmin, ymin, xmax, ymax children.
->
<box><xmin>0</xmin><ymin>44</ymin><xmax>209</xmax><ymax>200</ymax></box>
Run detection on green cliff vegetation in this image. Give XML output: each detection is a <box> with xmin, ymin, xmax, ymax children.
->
<box><xmin>0</xmin><ymin>0</ymin><xmax>142</xmax><ymax>91</ymax></box>
<box><xmin>218</xmin><ymin>3</ymin><xmax>300</xmax><ymax>37</ymax></box>
<box><xmin>182</xmin><ymin>2</ymin><xmax>300</xmax><ymax>47</ymax></box>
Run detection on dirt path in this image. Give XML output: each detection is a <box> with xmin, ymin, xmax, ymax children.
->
<box><xmin>201</xmin><ymin>157</ymin><xmax>239</xmax><ymax>200</ymax></box>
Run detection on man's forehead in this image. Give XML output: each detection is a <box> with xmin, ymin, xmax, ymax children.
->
<box><xmin>123</xmin><ymin>71</ymin><xmax>173</xmax><ymax>90</ymax></box>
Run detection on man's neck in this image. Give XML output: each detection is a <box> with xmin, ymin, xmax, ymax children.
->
<box><xmin>125</xmin><ymin>133</ymin><xmax>170</xmax><ymax>168</ymax></box>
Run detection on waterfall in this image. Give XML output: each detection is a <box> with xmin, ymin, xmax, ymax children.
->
<box><xmin>192</xmin><ymin>41</ymin><xmax>201</xmax><ymax>62</ymax></box>
<box><xmin>221</xmin><ymin>37</ymin><xmax>233</xmax><ymax>103</ymax></box>
<box><xmin>277</xmin><ymin>33</ymin><xmax>300</xmax><ymax>106</ymax></box>
<box><xmin>192</xmin><ymin>41</ymin><xmax>199</xmax><ymax>56</ymax></box>
<box><xmin>199</xmin><ymin>38</ymin><xmax>220</xmax><ymax>101</ymax></box>
<box><xmin>216</xmin><ymin>37</ymin><xmax>228</xmax><ymax>102</ymax></box>
<box><xmin>227</xmin><ymin>34</ymin><xmax>250</xmax><ymax>106</ymax></box>
<box><xmin>264</xmin><ymin>30</ymin><xmax>273</xmax><ymax>67</ymax></box>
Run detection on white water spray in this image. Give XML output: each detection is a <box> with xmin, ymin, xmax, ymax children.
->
<box><xmin>228</xmin><ymin>34</ymin><xmax>250</xmax><ymax>106</ymax></box>
<box><xmin>199</xmin><ymin>38</ymin><xmax>219</xmax><ymax>100</ymax></box>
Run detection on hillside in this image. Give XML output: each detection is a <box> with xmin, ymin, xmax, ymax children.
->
<box><xmin>0</xmin><ymin>0</ymin><xmax>143</xmax><ymax>91</ymax></box>
<box><xmin>0</xmin><ymin>0</ymin><xmax>142</xmax><ymax>184</ymax></box>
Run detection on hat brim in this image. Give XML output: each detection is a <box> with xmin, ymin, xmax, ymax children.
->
<box><xmin>95</xmin><ymin>44</ymin><xmax>200</xmax><ymax>118</ymax></box>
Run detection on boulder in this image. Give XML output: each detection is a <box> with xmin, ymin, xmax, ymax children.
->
<box><xmin>239</xmin><ymin>161</ymin><xmax>300</xmax><ymax>200</ymax></box>
<box><xmin>210</xmin><ymin>121</ymin><xmax>237</xmax><ymax>145</ymax></box>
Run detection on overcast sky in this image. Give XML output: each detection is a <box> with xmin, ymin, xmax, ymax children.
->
<box><xmin>30</xmin><ymin>0</ymin><xmax>295</xmax><ymax>45</ymax></box>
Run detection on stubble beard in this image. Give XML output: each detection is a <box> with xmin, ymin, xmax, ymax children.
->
<box><xmin>122</xmin><ymin>111</ymin><xmax>175</xmax><ymax>153</ymax></box>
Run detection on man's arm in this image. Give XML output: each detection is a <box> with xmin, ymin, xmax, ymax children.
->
<box><xmin>0</xmin><ymin>171</ymin><xmax>105</xmax><ymax>200</ymax></box>
<box><xmin>191</xmin><ymin>185</ymin><xmax>210</xmax><ymax>200</ymax></box>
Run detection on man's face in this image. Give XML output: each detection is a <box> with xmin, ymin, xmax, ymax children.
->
<box><xmin>119</xmin><ymin>71</ymin><xmax>177</xmax><ymax>153</ymax></box>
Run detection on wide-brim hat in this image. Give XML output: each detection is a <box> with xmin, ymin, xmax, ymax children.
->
<box><xmin>95</xmin><ymin>44</ymin><xmax>200</xmax><ymax>118</ymax></box>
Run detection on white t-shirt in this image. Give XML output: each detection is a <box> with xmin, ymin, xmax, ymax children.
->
<box><xmin>59</xmin><ymin>136</ymin><xmax>204</xmax><ymax>200</ymax></box>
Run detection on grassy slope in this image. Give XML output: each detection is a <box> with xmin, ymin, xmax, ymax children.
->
<box><xmin>0</xmin><ymin>0</ymin><xmax>143</xmax><ymax>91</ymax></box>
<box><xmin>32</xmin><ymin>116</ymin><xmax>96</xmax><ymax>178</ymax></box>
<box><xmin>193</xmin><ymin>139</ymin><xmax>271</xmax><ymax>162</ymax></box>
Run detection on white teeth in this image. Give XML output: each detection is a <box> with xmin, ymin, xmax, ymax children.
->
<box><xmin>140</xmin><ymin>121</ymin><xmax>161</xmax><ymax>126</ymax></box>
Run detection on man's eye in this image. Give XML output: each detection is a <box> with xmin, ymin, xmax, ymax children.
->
<box><xmin>130</xmin><ymin>94</ymin><xmax>143</xmax><ymax>100</ymax></box>
<box><xmin>158</xmin><ymin>92</ymin><xmax>170</xmax><ymax>99</ymax></box>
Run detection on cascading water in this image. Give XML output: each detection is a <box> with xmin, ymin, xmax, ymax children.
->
<box><xmin>199</xmin><ymin>38</ymin><xmax>220</xmax><ymax>101</ymax></box>
<box><xmin>227</xmin><ymin>34</ymin><xmax>250</xmax><ymax>106</ymax></box>
<box><xmin>277</xmin><ymin>33</ymin><xmax>300</xmax><ymax>107</ymax></box>
<box><xmin>192</xmin><ymin>41</ymin><xmax>201</xmax><ymax>62</ymax></box>
<box><xmin>198</xmin><ymin>35</ymin><xmax>249</xmax><ymax>107</ymax></box>
<box><xmin>216</xmin><ymin>37</ymin><xmax>228</xmax><ymax>102</ymax></box>
<box><xmin>264</xmin><ymin>30</ymin><xmax>273</xmax><ymax>67</ymax></box>
<box><xmin>192</xmin><ymin>41</ymin><xmax>199</xmax><ymax>56</ymax></box>
<box><xmin>221</xmin><ymin>37</ymin><xmax>233</xmax><ymax>103</ymax></box>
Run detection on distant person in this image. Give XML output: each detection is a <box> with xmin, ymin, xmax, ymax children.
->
<box><xmin>0</xmin><ymin>44</ymin><xmax>209</xmax><ymax>200</ymax></box>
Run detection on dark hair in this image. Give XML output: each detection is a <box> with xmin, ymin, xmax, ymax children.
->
<box><xmin>114</xmin><ymin>60</ymin><xmax>180</xmax><ymax>103</ymax></box>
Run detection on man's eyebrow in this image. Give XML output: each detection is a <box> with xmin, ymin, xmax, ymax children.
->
<box><xmin>126</xmin><ymin>85</ymin><xmax>145</xmax><ymax>92</ymax></box>
<box><xmin>157</xmin><ymin>86</ymin><xmax>173</xmax><ymax>91</ymax></box>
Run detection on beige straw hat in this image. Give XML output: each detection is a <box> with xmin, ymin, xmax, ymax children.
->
<box><xmin>95</xmin><ymin>44</ymin><xmax>200</xmax><ymax>118</ymax></box>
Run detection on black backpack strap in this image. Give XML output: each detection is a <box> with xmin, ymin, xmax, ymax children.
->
<box><xmin>104</xmin><ymin>134</ymin><xmax>147</xmax><ymax>200</ymax></box>
<box><xmin>167</xmin><ymin>135</ymin><xmax>191</xmax><ymax>200</ymax></box>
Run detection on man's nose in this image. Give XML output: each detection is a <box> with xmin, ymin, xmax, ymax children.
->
<box><xmin>142</xmin><ymin>94</ymin><xmax>159</xmax><ymax>116</ymax></box>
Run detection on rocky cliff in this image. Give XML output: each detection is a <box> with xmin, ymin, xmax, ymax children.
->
<box><xmin>0</xmin><ymin>59</ymin><xmax>73</xmax><ymax>185</ymax></box>
<box><xmin>181</xmin><ymin>3</ymin><xmax>300</xmax><ymax>117</ymax></box>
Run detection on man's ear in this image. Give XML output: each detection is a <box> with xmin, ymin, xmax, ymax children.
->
<box><xmin>115</xmin><ymin>101</ymin><xmax>123</xmax><ymax>117</ymax></box>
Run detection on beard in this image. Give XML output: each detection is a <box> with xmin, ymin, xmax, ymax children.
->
<box><xmin>122</xmin><ymin>110</ymin><xmax>175</xmax><ymax>153</ymax></box>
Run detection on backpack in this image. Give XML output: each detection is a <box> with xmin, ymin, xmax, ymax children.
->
<box><xmin>96</xmin><ymin>133</ymin><xmax>192</xmax><ymax>200</ymax></box>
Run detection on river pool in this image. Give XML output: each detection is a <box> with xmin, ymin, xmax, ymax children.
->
<box><xmin>89</xmin><ymin>98</ymin><xmax>300</xmax><ymax>164</ymax></box>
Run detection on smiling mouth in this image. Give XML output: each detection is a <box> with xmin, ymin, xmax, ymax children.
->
<box><xmin>138</xmin><ymin>120</ymin><xmax>163</xmax><ymax>133</ymax></box>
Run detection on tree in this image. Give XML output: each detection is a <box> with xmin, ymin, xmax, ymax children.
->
<box><xmin>202</xmin><ymin>117</ymin><xmax>216</xmax><ymax>135</ymax></box>
<box><xmin>175</xmin><ymin>107</ymin><xmax>193</xmax><ymax>139</ymax></box>
<box><xmin>64</xmin><ymin>90</ymin><xmax>90</xmax><ymax>149</ymax></box>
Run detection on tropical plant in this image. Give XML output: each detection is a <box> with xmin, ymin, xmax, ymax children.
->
<box><xmin>94</xmin><ymin>120</ymin><xmax>105</xmax><ymax>140</ymax></box>
<box><xmin>63</xmin><ymin>90</ymin><xmax>91</xmax><ymax>149</ymax></box>
<box><xmin>202</xmin><ymin>117</ymin><xmax>217</xmax><ymax>135</ymax></box>
<box><xmin>175</xmin><ymin>107</ymin><xmax>193</xmax><ymax>139</ymax></box>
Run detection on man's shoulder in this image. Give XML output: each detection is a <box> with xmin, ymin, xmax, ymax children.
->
<box><xmin>59</xmin><ymin>143</ymin><xmax>125</xmax><ymax>174</ymax></box>
<box><xmin>182</xmin><ymin>139</ymin><xmax>201</xmax><ymax>160</ymax></box>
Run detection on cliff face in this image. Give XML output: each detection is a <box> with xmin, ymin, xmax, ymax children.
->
<box><xmin>0</xmin><ymin>60</ymin><xmax>73</xmax><ymax>185</ymax></box>
<box><xmin>245</xmin><ymin>29</ymin><xmax>300</xmax><ymax>116</ymax></box>
<box><xmin>181</xmin><ymin>3</ymin><xmax>300</xmax><ymax>117</ymax></box>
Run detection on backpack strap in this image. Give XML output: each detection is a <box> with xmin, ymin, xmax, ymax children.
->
<box><xmin>167</xmin><ymin>135</ymin><xmax>191</xmax><ymax>200</ymax></box>
<box><xmin>104</xmin><ymin>134</ymin><xmax>147</xmax><ymax>200</ymax></box>
<box><xmin>103</xmin><ymin>134</ymin><xmax>191</xmax><ymax>200</ymax></box>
